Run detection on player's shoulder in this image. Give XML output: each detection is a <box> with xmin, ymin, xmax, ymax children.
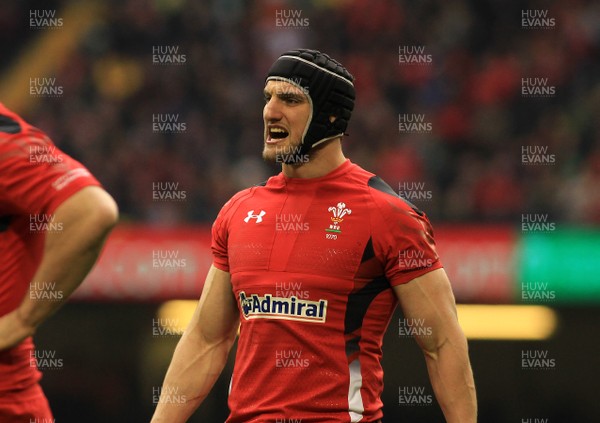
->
<box><xmin>0</xmin><ymin>107</ymin><xmax>50</xmax><ymax>156</ymax></box>
<box><xmin>349</xmin><ymin>163</ymin><xmax>424</xmax><ymax>218</ymax></box>
<box><xmin>217</xmin><ymin>179</ymin><xmax>271</xmax><ymax>218</ymax></box>
<box><xmin>0</xmin><ymin>110</ymin><xmax>22</xmax><ymax>136</ymax></box>
<box><xmin>0</xmin><ymin>107</ymin><xmax>24</xmax><ymax>152</ymax></box>
<box><xmin>366</xmin><ymin>175</ymin><xmax>424</xmax><ymax>217</ymax></box>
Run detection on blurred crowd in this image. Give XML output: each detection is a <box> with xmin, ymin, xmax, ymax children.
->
<box><xmin>4</xmin><ymin>0</ymin><xmax>600</xmax><ymax>224</ymax></box>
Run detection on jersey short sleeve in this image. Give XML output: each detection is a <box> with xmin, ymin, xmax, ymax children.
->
<box><xmin>370</xmin><ymin>192</ymin><xmax>442</xmax><ymax>287</ymax></box>
<box><xmin>0</xmin><ymin>132</ymin><xmax>101</xmax><ymax>216</ymax></box>
<box><xmin>211</xmin><ymin>202</ymin><xmax>231</xmax><ymax>272</ymax></box>
<box><xmin>211</xmin><ymin>188</ymin><xmax>256</xmax><ymax>273</ymax></box>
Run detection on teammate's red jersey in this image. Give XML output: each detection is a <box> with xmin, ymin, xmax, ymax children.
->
<box><xmin>212</xmin><ymin>159</ymin><xmax>443</xmax><ymax>423</ymax></box>
<box><xmin>0</xmin><ymin>103</ymin><xmax>100</xmax><ymax>392</ymax></box>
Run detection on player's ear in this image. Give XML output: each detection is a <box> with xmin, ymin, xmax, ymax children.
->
<box><xmin>329</xmin><ymin>115</ymin><xmax>337</xmax><ymax>123</ymax></box>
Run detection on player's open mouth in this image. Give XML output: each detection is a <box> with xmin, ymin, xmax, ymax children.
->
<box><xmin>266</xmin><ymin>126</ymin><xmax>289</xmax><ymax>144</ymax></box>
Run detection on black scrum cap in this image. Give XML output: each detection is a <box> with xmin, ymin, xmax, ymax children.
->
<box><xmin>266</xmin><ymin>49</ymin><xmax>355</xmax><ymax>155</ymax></box>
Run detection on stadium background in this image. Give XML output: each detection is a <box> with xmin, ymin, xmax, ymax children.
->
<box><xmin>2</xmin><ymin>0</ymin><xmax>599</xmax><ymax>421</ymax></box>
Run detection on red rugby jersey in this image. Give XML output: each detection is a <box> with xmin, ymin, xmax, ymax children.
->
<box><xmin>212</xmin><ymin>159</ymin><xmax>442</xmax><ymax>423</ymax></box>
<box><xmin>0</xmin><ymin>103</ymin><xmax>100</xmax><ymax>391</ymax></box>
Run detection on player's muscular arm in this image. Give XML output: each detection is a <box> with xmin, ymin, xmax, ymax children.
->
<box><xmin>0</xmin><ymin>186</ymin><xmax>118</xmax><ymax>351</ymax></box>
<box><xmin>394</xmin><ymin>268</ymin><xmax>477</xmax><ymax>423</ymax></box>
<box><xmin>151</xmin><ymin>265</ymin><xmax>239</xmax><ymax>423</ymax></box>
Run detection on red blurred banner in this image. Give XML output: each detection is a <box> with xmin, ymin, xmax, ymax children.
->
<box><xmin>74</xmin><ymin>225</ymin><xmax>517</xmax><ymax>302</ymax></box>
<box><xmin>73</xmin><ymin>226</ymin><xmax>213</xmax><ymax>301</ymax></box>
<box><xmin>434</xmin><ymin>226</ymin><xmax>517</xmax><ymax>303</ymax></box>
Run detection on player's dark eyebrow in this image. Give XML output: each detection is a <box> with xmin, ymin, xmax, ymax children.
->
<box><xmin>277</xmin><ymin>92</ymin><xmax>305</xmax><ymax>102</ymax></box>
<box><xmin>263</xmin><ymin>87</ymin><xmax>306</xmax><ymax>103</ymax></box>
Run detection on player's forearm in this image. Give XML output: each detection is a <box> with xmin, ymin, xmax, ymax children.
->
<box><xmin>151</xmin><ymin>330</ymin><xmax>235</xmax><ymax>422</ymax></box>
<box><xmin>424</xmin><ymin>335</ymin><xmax>477</xmax><ymax>423</ymax></box>
<box><xmin>19</xmin><ymin>236</ymin><xmax>108</xmax><ymax>327</ymax></box>
<box><xmin>18</xmin><ymin>188</ymin><xmax>118</xmax><ymax>329</ymax></box>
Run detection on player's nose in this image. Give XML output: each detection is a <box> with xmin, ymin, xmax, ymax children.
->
<box><xmin>263</xmin><ymin>97</ymin><xmax>283</xmax><ymax>122</ymax></box>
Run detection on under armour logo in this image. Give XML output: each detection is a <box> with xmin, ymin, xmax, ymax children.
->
<box><xmin>244</xmin><ymin>210</ymin><xmax>266</xmax><ymax>223</ymax></box>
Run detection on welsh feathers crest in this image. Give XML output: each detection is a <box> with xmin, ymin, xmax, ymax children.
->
<box><xmin>326</xmin><ymin>202</ymin><xmax>352</xmax><ymax>233</ymax></box>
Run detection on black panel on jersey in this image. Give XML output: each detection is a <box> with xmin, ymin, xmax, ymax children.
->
<box><xmin>0</xmin><ymin>115</ymin><xmax>21</xmax><ymax>134</ymax></box>
<box><xmin>360</xmin><ymin>237</ymin><xmax>375</xmax><ymax>263</ymax></box>
<box><xmin>367</xmin><ymin>175</ymin><xmax>424</xmax><ymax>216</ymax></box>
<box><xmin>345</xmin><ymin>335</ymin><xmax>360</xmax><ymax>357</ymax></box>
<box><xmin>0</xmin><ymin>216</ymin><xmax>12</xmax><ymax>232</ymax></box>
<box><xmin>344</xmin><ymin>275</ymin><xmax>390</xmax><ymax>356</ymax></box>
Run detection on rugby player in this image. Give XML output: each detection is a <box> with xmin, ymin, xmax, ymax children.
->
<box><xmin>0</xmin><ymin>103</ymin><xmax>118</xmax><ymax>421</ymax></box>
<box><xmin>152</xmin><ymin>49</ymin><xmax>476</xmax><ymax>422</ymax></box>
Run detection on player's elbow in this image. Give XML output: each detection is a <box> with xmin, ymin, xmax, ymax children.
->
<box><xmin>419</xmin><ymin>324</ymin><xmax>468</xmax><ymax>362</ymax></box>
<box><xmin>418</xmin><ymin>335</ymin><xmax>444</xmax><ymax>361</ymax></box>
<box><xmin>92</xmin><ymin>190</ymin><xmax>119</xmax><ymax>233</ymax></box>
<box><xmin>416</xmin><ymin>323</ymin><xmax>453</xmax><ymax>359</ymax></box>
<box><xmin>76</xmin><ymin>187</ymin><xmax>119</xmax><ymax>238</ymax></box>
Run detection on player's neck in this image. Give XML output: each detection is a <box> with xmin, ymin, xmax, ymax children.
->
<box><xmin>281</xmin><ymin>139</ymin><xmax>346</xmax><ymax>179</ymax></box>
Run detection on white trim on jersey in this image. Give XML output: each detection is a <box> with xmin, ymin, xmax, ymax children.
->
<box><xmin>348</xmin><ymin>359</ymin><xmax>365</xmax><ymax>422</ymax></box>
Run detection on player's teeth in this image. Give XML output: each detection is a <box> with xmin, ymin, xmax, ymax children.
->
<box><xmin>269</xmin><ymin>128</ymin><xmax>288</xmax><ymax>139</ymax></box>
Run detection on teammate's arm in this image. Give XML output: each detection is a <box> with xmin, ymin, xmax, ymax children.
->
<box><xmin>394</xmin><ymin>268</ymin><xmax>477</xmax><ymax>423</ymax></box>
<box><xmin>0</xmin><ymin>186</ymin><xmax>118</xmax><ymax>350</ymax></box>
<box><xmin>151</xmin><ymin>265</ymin><xmax>239</xmax><ymax>423</ymax></box>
